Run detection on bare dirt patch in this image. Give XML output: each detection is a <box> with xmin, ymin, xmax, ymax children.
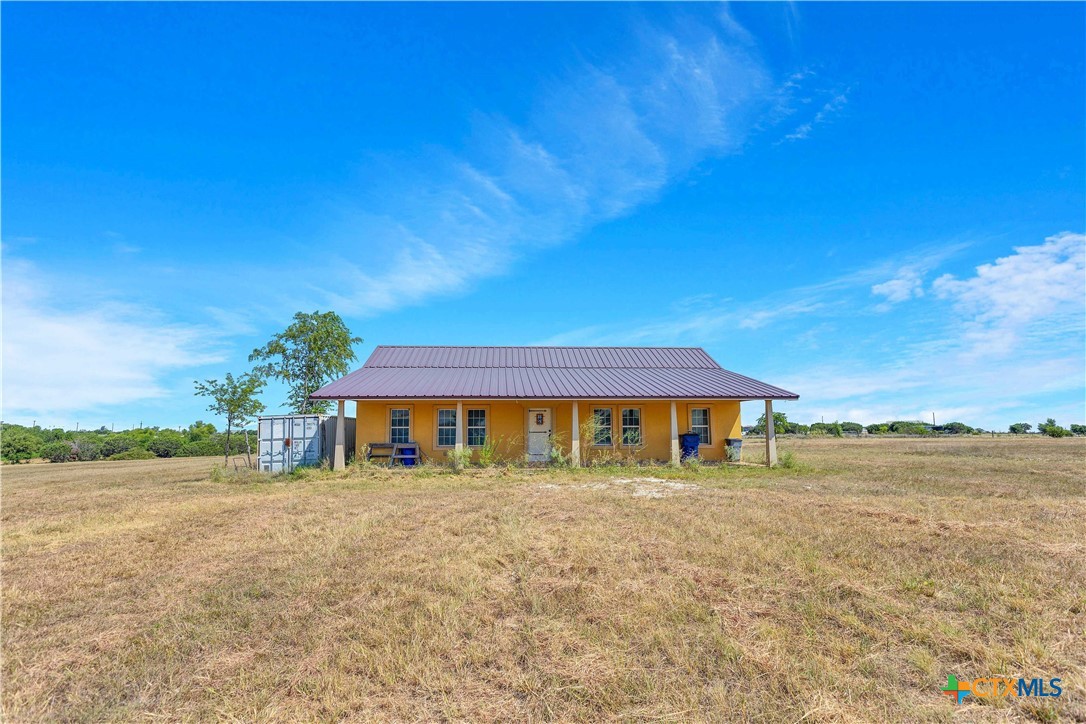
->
<box><xmin>538</xmin><ymin>476</ymin><xmax>700</xmax><ymax>499</ymax></box>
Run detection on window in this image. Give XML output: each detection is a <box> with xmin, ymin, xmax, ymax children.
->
<box><xmin>437</xmin><ymin>409</ymin><xmax>456</xmax><ymax>447</ymax></box>
<box><xmin>593</xmin><ymin>408</ymin><xmax>613</xmax><ymax>446</ymax></box>
<box><xmin>467</xmin><ymin>409</ymin><xmax>487</xmax><ymax>447</ymax></box>
<box><xmin>621</xmin><ymin>408</ymin><xmax>642</xmax><ymax>446</ymax></box>
<box><xmin>390</xmin><ymin>408</ymin><xmax>410</xmax><ymax>444</ymax></box>
<box><xmin>691</xmin><ymin>408</ymin><xmax>711</xmax><ymax>445</ymax></box>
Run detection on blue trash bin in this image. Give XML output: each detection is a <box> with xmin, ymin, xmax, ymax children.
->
<box><xmin>679</xmin><ymin>432</ymin><xmax>700</xmax><ymax>461</ymax></box>
<box><xmin>400</xmin><ymin>446</ymin><xmax>417</xmax><ymax>466</ymax></box>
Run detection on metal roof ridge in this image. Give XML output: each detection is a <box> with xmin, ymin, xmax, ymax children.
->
<box><xmin>371</xmin><ymin>344</ymin><xmax>708</xmax><ymax>350</ymax></box>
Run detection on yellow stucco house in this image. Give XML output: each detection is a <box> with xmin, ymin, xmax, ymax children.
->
<box><xmin>311</xmin><ymin>345</ymin><xmax>797</xmax><ymax>468</ymax></box>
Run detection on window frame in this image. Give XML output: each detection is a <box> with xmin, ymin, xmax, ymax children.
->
<box><xmin>466</xmin><ymin>407</ymin><xmax>488</xmax><ymax>448</ymax></box>
<box><xmin>435</xmin><ymin>407</ymin><xmax>457</xmax><ymax>448</ymax></box>
<box><xmin>620</xmin><ymin>407</ymin><xmax>643</xmax><ymax>447</ymax></box>
<box><xmin>690</xmin><ymin>407</ymin><xmax>712</xmax><ymax>446</ymax></box>
<box><xmin>592</xmin><ymin>407</ymin><xmax>614</xmax><ymax>447</ymax></box>
<box><xmin>388</xmin><ymin>407</ymin><xmax>412</xmax><ymax>444</ymax></box>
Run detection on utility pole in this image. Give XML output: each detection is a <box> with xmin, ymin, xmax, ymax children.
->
<box><xmin>932</xmin><ymin>412</ymin><xmax>936</xmax><ymax>426</ymax></box>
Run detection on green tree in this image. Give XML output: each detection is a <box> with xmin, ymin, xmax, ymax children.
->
<box><xmin>1008</xmin><ymin>422</ymin><xmax>1032</xmax><ymax>434</ymax></box>
<box><xmin>811</xmin><ymin>421</ymin><xmax>844</xmax><ymax>437</ymax></box>
<box><xmin>840</xmin><ymin>422</ymin><xmax>863</xmax><ymax>434</ymax></box>
<box><xmin>72</xmin><ymin>439</ymin><xmax>101</xmax><ymax>461</ymax></box>
<box><xmin>1</xmin><ymin>426</ymin><xmax>41</xmax><ymax>463</ymax></box>
<box><xmin>187</xmin><ymin>420</ymin><xmax>217</xmax><ymax>442</ymax></box>
<box><xmin>194</xmin><ymin>372</ymin><xmax>266</xmax><ymax>464</ymax></box>
<box><xmin>1038</xmin><ymin>418</ymin><xmax>1072</xmax><ymax>438</ymax></box>
<box><xmin>41</xmin><ymin>441</ymin><xmax>75</xmax><ymax>463</ymax></box>
<box><xmin>147</xmin><ymin>432</ymin><xmax>184</xmax><ymax>458</ymax></box>
<box><xmin>1071</xmin><ymin>424</ymin><xmax>1086</xmax><ymax>436</ymax></box>
<box><xmin>942</xmin><ymin>422</ymin><xmax>973</xmax><ymax>435</ymax></box>
<box><xmin>889</xmin><ymin>420</ymin><xmax>929</xmax><ymax>435</ymax></box>
<box><xmin>249</xmin><ymin>311</ymin><xmax>362</xmax><ymax>414</ymax></box>
<box><xmin>751</xmin><ymin>411</ymin><xmax>790</xmax><ymax>435</ymax></box>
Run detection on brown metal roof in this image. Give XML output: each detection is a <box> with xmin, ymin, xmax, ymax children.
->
<box><xmin>311</xmin><ymin>346</ymin><xmax>798</xmax><ymax>400</ymax></box>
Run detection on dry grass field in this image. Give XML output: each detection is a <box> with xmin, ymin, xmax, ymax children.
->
<box><xmin>2</xmin><ymin>437</ymin><xmax>1084</xmax><ymax>722</ymax></box>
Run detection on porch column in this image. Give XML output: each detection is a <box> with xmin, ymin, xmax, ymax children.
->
<box><xmin>670</xmin><ymin>401</ymin><xmax>680</xmax><ymax>466</ymax></box>
<box><xmin>571</xmin><ymin>402</ymin><xmax>580</xmax><ymax>467</ymax></box>
<box><xmin>765</xmin><ymin>399</ymin><xmax>777</xmax><ymax>468</ymax></box>
<box><xmin>333</xmin><ymin>400</ymin><xmax>346</xmax><ymax>471</ymax></box>
<box><xmin>455</xmin><ymin>400</ymin><xmax>464</xmax><ymax>452</ymax></box>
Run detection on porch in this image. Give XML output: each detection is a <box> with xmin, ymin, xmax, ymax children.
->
<box><xmin>326</xmin><ymin>398</ymin><xmax>782</xmax><ymax>469</ymax></box>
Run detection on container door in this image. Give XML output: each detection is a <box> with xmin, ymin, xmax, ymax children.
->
<box><xmin>276</xmin><ymin>418</ymin><xmax>289</xmax><ymax>472</ymax></box>
<box><xmin>286</xmin><ymin>417</ymin><xmax>303</xmax><ymax>469</ymax></box>
<box><xmin>302</xmin><ymin>416</ymin><xmax>320</xmax><ymax>465</ymax></box>
<box><xmin>259</xmin><ymin>417</ymin><xmax>284</xmax><ymax>473</ymax></box>
<box><xmin>258</xmin><ymin>418</ymin><xmax>274</xmax><ymax>472</ymax></box>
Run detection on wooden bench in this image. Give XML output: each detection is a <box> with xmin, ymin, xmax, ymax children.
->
<box><xmin>367</xmin><ymin>442</ymin><xmax>422</xmax><ymax>467</ymax></box>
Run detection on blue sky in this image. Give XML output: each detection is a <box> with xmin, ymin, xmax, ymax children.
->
<box><xmin>3</xmin><ymin>2</ymin><xmax>1084</xmax><ymax>432</ymax></box>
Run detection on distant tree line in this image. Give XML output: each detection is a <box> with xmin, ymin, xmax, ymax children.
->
<box><xmin>0</xmin><ymin>421</ymin><xmax>257</xmax><ymax>464</ymax></box>
<box><xmin>3</xmin><ymin>310</ymin><xmax>365</xmax><ymax>465</ymax></box>
<box><xmin>747</xmin><ymin>413</ymin><xmax>1085</xmax><ymax>439</ymax></box>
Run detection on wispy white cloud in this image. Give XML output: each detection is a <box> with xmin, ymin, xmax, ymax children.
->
<box><xmin>781</xmin><ymin>86</ymin><xmax>850</xmax><ymax>142</ymax></box>
<box><xmin>931</xmin><ymin>231</ymin><xmax>1085</xmax><ymax>356</ymax></box>
<box><xmin>537</xmin><ymin>239</ymin><xmax>968</xmax><ymax>345</ymax></box>
<box><xmin>871</xmin><ymin>267</ymin><xmax>924</xmax><ymax>308</ymax></box>
<box><xmin>738</xmin><ymin>300</ymin><xmax>827</xmax><ymax>330</ymax></box>
<box><xmin>310</xmin><ymin>16</ymin><xmax>780</xmax><ymax>316</ymax></box>
<box><xmin>538</xmin><ymin>232</ymin><xmax>1083</xmax><ymax>428</ymax></box>
<box><xmin>777</xmin><ymin>232</ymin><xmax>1086</xmax><ymax>426</ymax></box>
<box><xmin>1</xmin><ymin>258</ymin><xmax>226</xmax><ymax>422</ymax></box>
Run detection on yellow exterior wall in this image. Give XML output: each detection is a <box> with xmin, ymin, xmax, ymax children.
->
<box><xmin>354</xmin><ymin>399</ymin><xmax>741</xmax><ymax>463</ymax></box>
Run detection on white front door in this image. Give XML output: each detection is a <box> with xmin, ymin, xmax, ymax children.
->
<box><xmin>527</xmin><ymin>408</ymin><xmax>552</xmax><ymax>462</ymax></box>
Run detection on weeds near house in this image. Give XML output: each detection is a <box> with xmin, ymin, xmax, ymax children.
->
<box><xmin>546</xmin><ymin>431</ymin><xmax>571</xmax><ymax>466</ymax></box>
<box><xmin>445</xmin><ymin>446</ymin><xmax>472</xmax><ymax>472</ymax></box>
<box><xmin>478</xmin><ymin>435</ymin><xmax>501</xmax><ymax>467</ymax></box>
<box><xmin>778</xmin><ymin>449</ymin><xmax>800</xmax><ymax>469</ymax></box>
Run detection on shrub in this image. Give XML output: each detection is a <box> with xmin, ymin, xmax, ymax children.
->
<box><xmin>2</xmin><ymin>427</ymin><xmax>41</xmax><ymax>463</ymax></box>
<box><xmin>100</xmin><ymin>435</ymin><xmax>135</xmax><ymax>458</ymax></box>
<box><xmin>41</xmin><ymin>441</ymin><xmax>75</xmax><ymax>463</ymax></box>
<box><xmin>148</xmin><ymin>436</ymin><xmax>182</xmax><ymax>458</ymax></box>
<box><xmin>108</xmin><ymin>448</ymin><xmax>156</xmax><ymax>461</ymax></box>
<box><xmin>446</xmin><ymin>447</ymin><xmax>472</xmax><ymax>473</ymax></box>
<box><xmin>779</xmin><ymin>450</ymin><xmax>799</xmax><ymax>469</ymax></box>
<box><xmin>74</xmin><ymin>441</ymin><xmax>101</xmax><ymax>461</ymax></box>
<box><xmin>180</xmin><ymin>439</ymin><xmax>221</xmax><ymax>457</ymax></box>
<box><xmin>548</xmin><ymin>432</ymin><xmax>571</xmax><ymax>467</ymax></box>
<box><xmin>478</xmin><ymin>436</ymin><xmax>501</xmax><ymax>467</ymax></box>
